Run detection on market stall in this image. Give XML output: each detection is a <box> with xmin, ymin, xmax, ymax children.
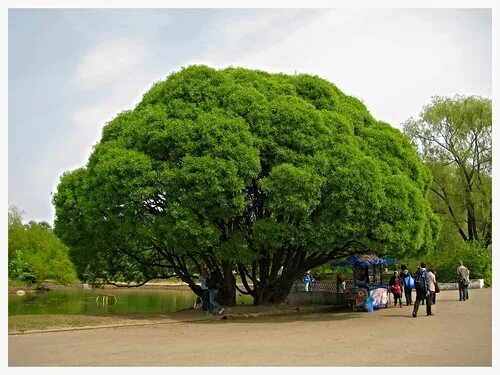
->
<box><xmin>332</xmin><ymin>254</ymin><xmax>394</xmax><ymax>311</ymax></box>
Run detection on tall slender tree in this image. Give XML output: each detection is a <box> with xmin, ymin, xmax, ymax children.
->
<box><xmin>403</xmin><ymin>95</ymin><xmax>491</xmax><ymax>247</ymax></box>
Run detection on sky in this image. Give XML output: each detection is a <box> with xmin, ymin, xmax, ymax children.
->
<box><xmin>6</xmin><ymin>7</ymin><xmax>493</xmax><ymax>226</ymax></box>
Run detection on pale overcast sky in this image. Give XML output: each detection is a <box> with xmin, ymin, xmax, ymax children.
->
<box><xmin>7</xmin><ymin>7</ymin><xmax>493</xmax><ymax>225</ymax></box>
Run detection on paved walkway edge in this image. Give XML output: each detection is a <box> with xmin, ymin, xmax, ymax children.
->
<box><xmin>9</xmin><ymin>305</ymin><xmax>341</xmax><ymax>336</ymax></box>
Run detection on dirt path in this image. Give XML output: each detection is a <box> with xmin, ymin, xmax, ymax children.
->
<box><xmin>8</xmin><ymin>288</ymin><xmax>492</xmax><ymax>366</ymax></box>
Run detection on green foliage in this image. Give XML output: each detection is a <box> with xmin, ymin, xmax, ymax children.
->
<box><xmin>403</xmin><ymin>95</ymin><xmax>491</xmax><ymax>286</ymax></box>
<box><xmin>401</xmin><ymin>241</ymin><xmax>491</xmax><ymax>286</ymax></box>
<box><xmin>8</xmin><ymin>207</ymin><xmax>78</xmax><ymax>285</ymax></box>
<box><xmin>403</xmin><ymin>95</ymin><xmax>491</xmax><ymax>245</ymax></box>
<box><xmin>420</xmin><ymin>219</ymin><xmax>491</xmax><ymax>285</ymax></box>
<box><xmin>262</xmin><ymin>164</ymin><xmax>323</xmax><ymax>223</ymax></box>
<box><xmin>53</xmin><ymin>65</ymin><xmax>439</xmax><ymax>303</ymax></box>
<box><xmin>453</xmin><ymin>242</ymin><xmax>491</xmax><ymax>284</ymax></box>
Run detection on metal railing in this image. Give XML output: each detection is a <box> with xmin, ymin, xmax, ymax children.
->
<box><xmin>292</xmin><ymin>279</ymin><xmax>351</xmax><ymax>293</ymax></box>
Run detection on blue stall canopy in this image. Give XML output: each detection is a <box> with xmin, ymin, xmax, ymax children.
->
<box><xmin>332</xmin><ymin>254</ymin><xmax>395</xmax><ymax>268</ymax></box>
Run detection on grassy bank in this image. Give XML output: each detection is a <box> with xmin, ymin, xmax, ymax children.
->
<box><xmin>8</xmin><ymin>313</ymin><xmax>177</xmax><ymax>334</ymax></box>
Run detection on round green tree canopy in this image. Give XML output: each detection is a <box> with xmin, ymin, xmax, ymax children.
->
<box><xmin>54</xmin><ymin>65</ymin><xmax>439</xmax><ymax>293</ymax></box>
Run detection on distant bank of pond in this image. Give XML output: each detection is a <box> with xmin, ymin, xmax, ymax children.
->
<box><xmin>9</xmin><ymin>287</ymin><xmax>252</xmax><ymax>315</ymax></box>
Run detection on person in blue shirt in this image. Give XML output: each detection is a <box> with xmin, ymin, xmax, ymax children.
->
<box><xmin>303</xmin><ymin>270</ymin><xmax>313</xmax><ymax>292</ymax></box>
<box><xmin>400</xmin><ymin>264</ymin><xmax>413</xmax><ymax>306</ymax></box>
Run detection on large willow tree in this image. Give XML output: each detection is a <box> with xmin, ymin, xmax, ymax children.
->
<box><xmin>54</xmin><ymin>65</ymin><xmax>439</xmax><ymax>305</ymax></box>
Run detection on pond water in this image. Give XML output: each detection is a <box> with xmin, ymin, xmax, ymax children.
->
<box><xmin>9</xmin><ymin>288</ymin><xmax>252</xmax><ymax>315</ymax></box>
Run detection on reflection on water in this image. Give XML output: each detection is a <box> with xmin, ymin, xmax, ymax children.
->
<box><xmin>9</xmin><ymin>288</ymin><xmax>197</xmax><ymax>315</ymax></box>
<box><xmin>9</xmin><ymin>288</ymin><xmax>254</xmax><ymax>315</ymax></box>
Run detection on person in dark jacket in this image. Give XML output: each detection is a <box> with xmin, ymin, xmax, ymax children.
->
<box><xmin>389</xmin><ymin>271</ymin><xmax>404</xmax><ymax>307</ymax></box>
<box><xmin>400</xmin><ymin>264</ymin><xmax>413</xmax><ymax>306</ymax></box>
<box><xmin>412</xmin><ymin>262</ymin><xmax>433</xmax><ymax>317</ymax></box>
<box><xmin>199</xmin><ymin>268</ymin><xmax>210</xmax><ymax>311</ymax></box>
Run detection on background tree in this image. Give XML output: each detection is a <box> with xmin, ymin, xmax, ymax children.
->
<box><xmin>403</xmin><ymin>95</ymin><xmax>491</xmax><ymax>284</ymax></box>
<box><xmin>54</xmin><ymin>65</ymin><xmax>439</xmax><ymax>305</ymax></box>
<box><xmin>8</xmin><ymin>206</ymin><xmax>78</xmax><ymax>285</ymax></box>
<box><xmin>403</xmin><ymin>95</ymin><xmax>491</xmax><ymax>246</ymax></box>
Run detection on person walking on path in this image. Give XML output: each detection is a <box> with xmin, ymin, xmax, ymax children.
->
<box><xmin>429</xmin><ymin>268</ymin><xmax>439</xmax><ymax>304</ymax></box>
<box><xmin>207</xmin><ymin>268</ymin><xmax>224</xmax><ymax>315</ymax></box>
<box><xmin>427</xmin><ymin>268</ymin><xmax>437</xmax><ymax>306</ymax></box>
<box><xmin>412</xmin><ymin>262</ymin><xmax>433</xmax><ymax>317</ymax></box>
<box><xmin>303</xmin><ymin>270</ymin><xmax>313</xmax><ymax>292</ymax></box>
<box><xmin>400</xmin><ymin>264</ymin><xmax>413</xmax><ymax>306</ymax></box>
<box><xmin>457</xmin><ymin>260</ymin><xmax>470</xmax><ymax>301</ymax></box>
<box><xmin>389</xmin><ymin>271</ymin><xmax>404</xmax><ymax>307</ymax></box>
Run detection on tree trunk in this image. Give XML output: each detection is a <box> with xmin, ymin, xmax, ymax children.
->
<box><xmin>184</xmin><ymin>278</ymin><xmax>202</xmax><ymax>298</ymax></box>
<box><xmin>253</xmin><ymin>277</ymin><xmax>296</xmax><ymax>305</ymax></box>
<box><xmin>464</xmin><ymin>177</ymin><xmax>478</xmax><ymax>241</ymax></box>
<box><xmin>262</xmin><ymin>284</ymin><xmax>294</xmax><ymax>304</ymax></box>
<box><xmin>221</xmin><ymin>261</ymin><xmax>236</xmax><ymax>306</ymax></box>
<box><xmin>466</xmin><ymin>201</ymin><xmax>478</xmax><ymax>241</ymax></box>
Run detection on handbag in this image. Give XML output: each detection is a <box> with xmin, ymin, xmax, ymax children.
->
<box><xmin>405</xmin><ymin>275</ymin><xmax>415</xmax><ymax>289</ymax></box>
<box><xmin>435</xmin><ymin>282</ymin><xmax>440</xmax><ymax>293</ymax></box>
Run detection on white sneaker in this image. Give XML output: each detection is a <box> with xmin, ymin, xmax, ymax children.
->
<box><xmin>218</xmin><ymin>308</ymin><xmax>224</xmax><ymax>315</ymax></box>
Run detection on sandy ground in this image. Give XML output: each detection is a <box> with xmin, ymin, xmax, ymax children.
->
<box><xmin>8</xmin><ymin>288</ymin><xmax>492</xmax><ymax>366</ymax></box>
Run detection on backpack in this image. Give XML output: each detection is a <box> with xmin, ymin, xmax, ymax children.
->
<box><xmin>414</xmin><ymin>270</ymin><xmax>428</xmax><ymax>292</ymax></box>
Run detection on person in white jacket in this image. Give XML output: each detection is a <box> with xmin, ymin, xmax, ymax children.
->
<box><xmin>427</xmin><ymin>268</ymin><xmax>437</xmax><ymax>305</ymax></box>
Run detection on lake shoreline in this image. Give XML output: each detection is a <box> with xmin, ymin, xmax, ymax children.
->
<box><xmin>8</xmin><ymin>281</ymin><xmax>194</xmax><ymax>294</ymax></box>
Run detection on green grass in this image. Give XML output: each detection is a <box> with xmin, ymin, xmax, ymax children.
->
<box><xmin>8</xmin><ymin>313</ymin><xmax>174</xmax><ymax>333</ymax></box>
<box><xmin>8</xmin><ymin>279</ymin><xmax>35</xmax><ymax>288</ymax></box>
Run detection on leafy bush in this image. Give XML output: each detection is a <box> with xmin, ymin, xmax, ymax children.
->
<box><xmin>8</xmin><ymin>208</ymin><xmax>78</xmax><ymax>285</ymax></box>
<box><xmin>431</xmin><ymin>242</ymin><xmax>491</xmax><ymax>286</ymax></box>
<box><xmin>398</xmin><ymin>241</ymin><xmax>491</xmax><ymax>286</ymax></box>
